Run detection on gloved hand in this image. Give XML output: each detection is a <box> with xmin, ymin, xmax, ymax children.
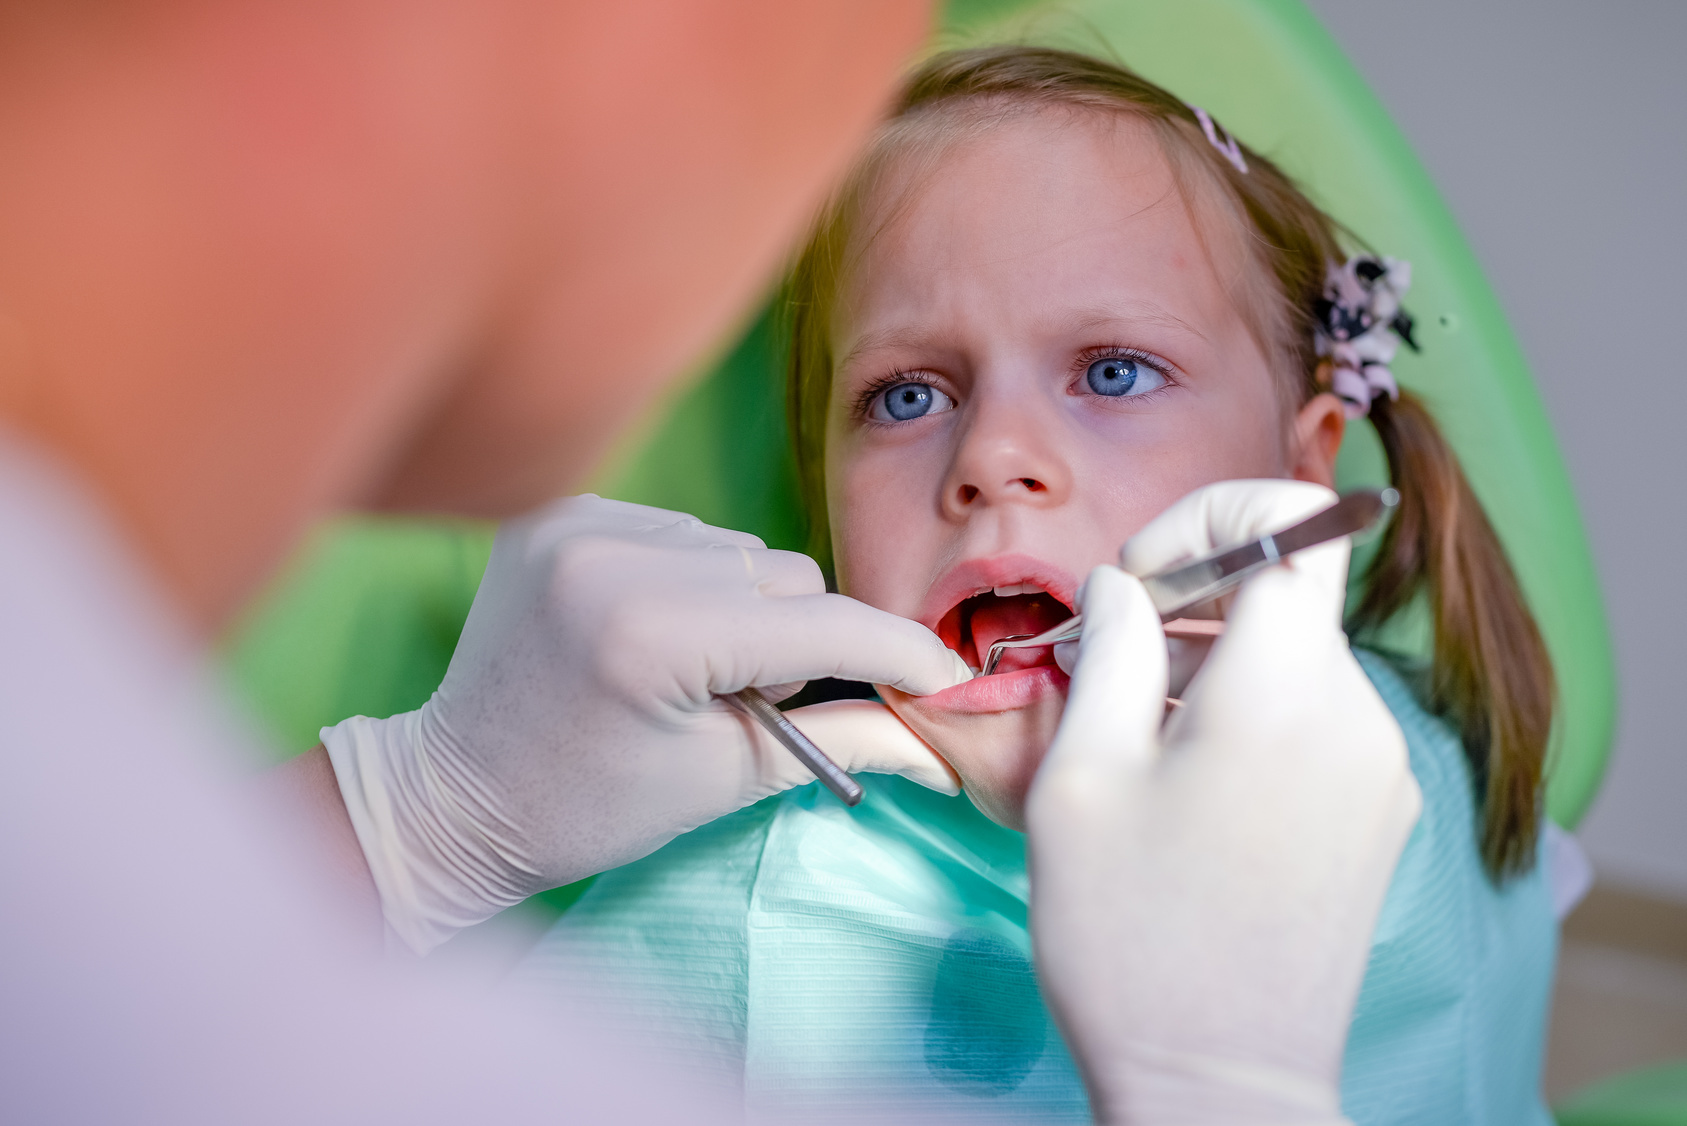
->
<box><xmin>1027</xmin><ymin>480</ymin><xmax>1422</xmax><ymax>1125</ymax></box>
<box><xmin>324</xmin><ymin>496</ymin><xmax>968</xmax><ymax>953</ymax></box>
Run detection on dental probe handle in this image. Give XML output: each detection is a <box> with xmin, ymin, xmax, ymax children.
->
<box><xmin>1138</xmin><ymin>487</ymin><xmax>1395</xmax><ymax>616</ymax></box>
<box><xmin>728</xmin><ymin>687</ymin><xmax>864</xmax><ymax>806</ymax></box>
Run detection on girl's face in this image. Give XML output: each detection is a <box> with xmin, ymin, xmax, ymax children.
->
<box><xmin>824</xmin><ymin>108</ymin><xmax>1342</xmax><ymax>829</ymax></box>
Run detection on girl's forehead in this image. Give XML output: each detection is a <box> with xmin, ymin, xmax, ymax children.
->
<box><xmin>833</xmin><ymin>107</ymin><xmax>1248</xmax><ymax>349</ymax></box>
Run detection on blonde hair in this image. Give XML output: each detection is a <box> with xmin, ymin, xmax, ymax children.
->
<box><xmin>785</xmin><ymin>46</ymin><xmax>1553</xmax><ymax>880</ymax></box>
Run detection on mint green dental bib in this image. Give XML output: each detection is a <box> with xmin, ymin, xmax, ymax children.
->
<box><xmin>515</xmin><ymin>652</ymin><xmax>1556</xmax><ymax>1124</ymax></box>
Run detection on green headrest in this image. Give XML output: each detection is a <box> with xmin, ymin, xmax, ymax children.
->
<box><xmin>224</xmin><ymin>0</ymin><xmax>1613</xmax><ymax>828</ymax></box>
<box><xmin>1554</xmin><ymin>1061</ymin><xmax>1687</xmax><ymax>1126</ymax></box>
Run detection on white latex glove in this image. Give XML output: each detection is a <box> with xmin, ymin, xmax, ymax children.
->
<box><xmin>324</xmin><ymin>496</ymin><xmax>967</xmax><ymax>953</ymax></box>
<box><xmin>1027</xmin><ymin>480</ymin><xmax>1422</xmax><ymax>1125</ymax></box>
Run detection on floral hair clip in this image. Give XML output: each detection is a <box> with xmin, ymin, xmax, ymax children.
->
<box><xmin>1187</xmin><ymin>104</ymin><xmax>1248</xmax><ymax>175</ymax></box>
<box><xmin>1313</xmin><ymin>254</ymin><xmax>1420</xmax><ymax>419</ymax></box>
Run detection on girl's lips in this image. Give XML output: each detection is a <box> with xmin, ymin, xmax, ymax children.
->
<box><xmin>913</xmin><ymin>662</ymin><xmax>1069</xmax><ymax>714</ymax></box>
<box><xmin>916</xmin><ymin>554</ymin><xmax>1080</xmax><ymax>634</ymax></box>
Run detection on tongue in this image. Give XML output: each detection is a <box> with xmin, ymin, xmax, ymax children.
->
<box><xmin>969</xmin><ymin>593</ymin><xmax>1071</xmax><ymax>672</ymax></box>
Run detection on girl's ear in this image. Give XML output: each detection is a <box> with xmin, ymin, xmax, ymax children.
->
<box><xmin>1290</xmin><ymin>392</ymin><xmax>1346</xmax><ymax>488</ymax></box>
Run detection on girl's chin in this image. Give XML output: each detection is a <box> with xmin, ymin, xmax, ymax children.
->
<box><xmin>880</xmin><ymin>665</ymin><xmax>1070</xmax><ymax>832</ymax></box>
<box><xmin>912</xmin><ymin>662</ymin><xmax>1069</xmax><ymax>714</ymax></box>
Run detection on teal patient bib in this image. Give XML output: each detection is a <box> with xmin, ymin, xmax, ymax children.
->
<box><xmin>515</xmin><ymin>651</ymin><xmax>1556</xmax><ymax>1124</ymax></box>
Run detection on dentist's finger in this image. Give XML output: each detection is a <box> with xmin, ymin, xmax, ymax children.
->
<box><xmin>1053</xmin><ymin>639</ymin><xmax>1080</xmax><ymax>676</ymax></box>
<box><xmin>1040</xmin><ymin>566</ymin><xmax>1168</xmax><ymax>777</ymax></box>
<box><xmin>736</xmin><ymin>547</ymin><xmax>828</xmax><ymax>598</ymax></box>
<box><xmin>705</xmin><ymin>592</ymin><xmax>973</xmax><ymax>698</ymax></box>
<box><xmin>1178</xmin><ymin>562</ymin><xmax>1351</xmax><ymax>752</ymax></box>
<box><xmin>519</xmin><ymin>494</ymin><xmax>770</xmax><ymax>552</ymax></box>
<box><xmin>1120</xmin><ymin>479</ymin><xmax>1337</xmax><ymax>578</ymax></box>
<box><xmin>779</xmin><ymin>700</ymin><xmax>962</xmax><ymax>795</ymax></box>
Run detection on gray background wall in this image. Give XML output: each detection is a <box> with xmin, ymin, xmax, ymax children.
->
<box><xmin>1302</xmin><ymin>1</ymin><xmax>1687</xmax><ymax>899</ymax></box>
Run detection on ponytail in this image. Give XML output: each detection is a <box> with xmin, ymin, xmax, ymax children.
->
<box><xmin>1349</xmin><ymin>391</ymin><xmax>1555</xmax><ymax>879</ymax></box>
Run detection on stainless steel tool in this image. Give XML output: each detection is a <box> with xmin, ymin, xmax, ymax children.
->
<box><xmin>726</xmin><ymin>487</ymin><xmax>1395</xmax><ymax>803</ymax></box>
<box><xmin>727</xmin><ymin>687</ymin><xmax>864</xmax><ymax>806</ymax></box>
<box><xmin>980</xmin><ymin>487</ymin><xmax>1397</xmax><ymax>675</ymax></box>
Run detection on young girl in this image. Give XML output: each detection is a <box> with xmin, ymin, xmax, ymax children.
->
<box><xmin>517</xmin><ymin>47</ymin><xmax>1557</xmax><ymax>1124</ymax></box>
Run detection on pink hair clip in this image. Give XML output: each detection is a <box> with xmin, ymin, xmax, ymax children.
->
<box><xmin>1188</xmin><ymin>104</ymin><xmax>1248</xmax><ymax>175</ymax></box>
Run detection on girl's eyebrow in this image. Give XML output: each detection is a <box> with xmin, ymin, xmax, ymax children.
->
<box><xmin>837</xmin><ymin>303</ymin><xmax>1208</xmax><ymax>373</ymax></box>
<box><xmin>836</xmin><ymin>325</ymin><xmax>950</xmax><ymax>372</ymax></box>
<box><xmin>1062</xmin><ymin>303</ymin><xmax>1209</xmax><ymax>344</ymax></box>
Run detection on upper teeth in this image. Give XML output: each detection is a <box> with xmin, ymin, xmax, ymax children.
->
<box><xmin>993</xmin><ymin>583</ymin><xmax>1032</xmax><ymax>597</ymax></box>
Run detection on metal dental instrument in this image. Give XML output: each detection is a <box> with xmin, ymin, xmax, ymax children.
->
<box><xmin>725</xmin><ymin>488</ymin><xmax>1396</xmax><ymax>800</ymax></box>
<box><xmin>980</xmin><ymin>487</ymin><xmax>1398</xmax><ymax>676</ymax></box>
<box><xmin>728</xmin><ymin>687</ymin><xmax>864</xmax><ymax>806</ymax></box>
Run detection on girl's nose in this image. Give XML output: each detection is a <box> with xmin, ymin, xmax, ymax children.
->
<box><xmin>940</xmin><ymin>403</ymin><xmax>1073</xmax><ymax>519</ymax></box>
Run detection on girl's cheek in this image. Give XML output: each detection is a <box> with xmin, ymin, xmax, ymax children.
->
<box><xmin>831</xmin><ymin>445</ymin><xmax>943</xmax><ymax>618</ymax></box>
<box><xmin>833</xmin><ymin>460</ymin><xmax>907</xmax><ymax>609</ymax></box>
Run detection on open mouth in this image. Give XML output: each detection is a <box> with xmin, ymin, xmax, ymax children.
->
<box><xmin>937</xmin><ymin>586</ymin><xmax>1075</xmax><ymax>675</ymax></box>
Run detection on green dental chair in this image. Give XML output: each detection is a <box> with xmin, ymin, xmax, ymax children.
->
<box><xmin>221</xmin><ymin>0</ymin><xmax>1643</xmax><ymax>1117</ymax></box>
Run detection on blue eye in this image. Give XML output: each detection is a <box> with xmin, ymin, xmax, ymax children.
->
<box><xmin>1086</xmin><ymin>357</ymin><xmax>1138</xmax><ymax>396</ymax></box>
<box><xmin>870</xmin><ymin>380</ymin><xmax>955</xmax><ymax>423</ymax></box>
<box><xmin>1084</xmin><ymin>355</ymin><xmax>1166</xmax><ymax>398</ymax></box>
